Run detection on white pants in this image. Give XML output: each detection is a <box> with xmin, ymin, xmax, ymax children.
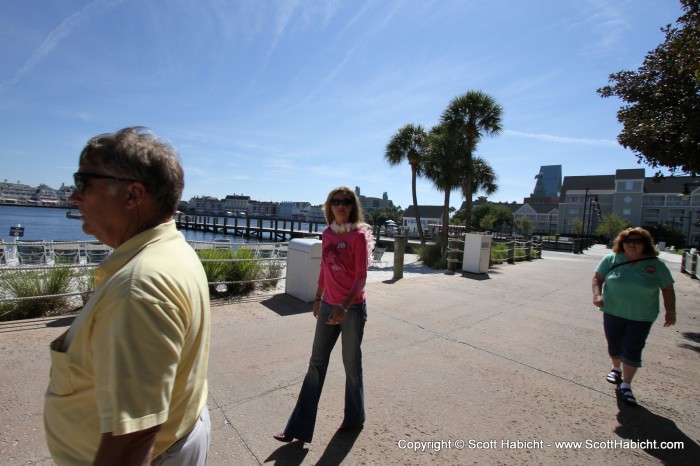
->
<box><xmin>152</xmin><ymin>408</ymin><xmax>211</xmax><ymax>466</ymax></box>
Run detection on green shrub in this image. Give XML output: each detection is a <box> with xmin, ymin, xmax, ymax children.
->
<box><xmin>416</xmin><ymin>238</ymin><xmax>447</xmax><ymax>269</ymax></box>
<box><xmin>198</xmin><ymin>248</ymin><xmax>275</xmax><ymax>297</ymax></box>
<box><xmin>491</xmin><ymin>243</ymin><xmax>508</xmax><ymax>263</ymax></box>
<box><xmin>0</xmin><ymin>267</ymin><xmax>76</xmax><ymax>321</ymax></box>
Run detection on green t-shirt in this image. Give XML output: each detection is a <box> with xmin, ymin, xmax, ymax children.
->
<box><xmin>595</xmin><ymin>253</ymin><xmax>674</xmax><ymax>322</ymax></box>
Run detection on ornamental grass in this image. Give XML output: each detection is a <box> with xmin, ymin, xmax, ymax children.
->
<box><xmin>197</xmin><ymin>248</ymin><xmax>284</xmax><ymax>298</ymax></box>
<box><xmin>0</xmin><ymin>267</ymin><xmax>77</xmax><ymax>321</ymax></box>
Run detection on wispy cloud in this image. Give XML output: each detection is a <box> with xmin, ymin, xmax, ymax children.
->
<box><xmin>0</xmin><ymin>0</ymin><xmax>123</xmax><ymax>93</ymax></box>
<box><xmin>505</xmin><ymin>130</ymin><xmax>618</xmax><ymax>147</ymax></box>
<box><xmin>570</xmin><ymin>0</ymin><xmax>630</xmax><ymax>57</ymax></box>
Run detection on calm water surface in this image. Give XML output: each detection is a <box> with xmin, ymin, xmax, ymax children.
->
<box><xmin>0</xmin><ymin>205</ymin><xmax>250</xmax><ymax>243</ymax></box>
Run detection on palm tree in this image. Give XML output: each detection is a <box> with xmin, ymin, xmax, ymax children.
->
<box><xmin>464</xmin><ymin>156</ymin><xmax>498</xmax><ymax>200</ymax></box>
<box><xmin>423</xmin><ymin>124</ymin><xmax>465</xmax><ymax>249</ymax></box>
<box><xmin>385</xmin><ymin>123</ymin><xmax>428</xmax><ymax>245</ymax></box>
<box><xmin>441</xmin><ymin>91</ymin><xmax>503</xmax><ymax>232</ymax></box>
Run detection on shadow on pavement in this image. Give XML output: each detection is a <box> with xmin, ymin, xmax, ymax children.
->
<box><xmin>46</xmin><ymin>316</ymin><xmax>76</xmax><ymax>327</ymax></box>
<box><xmin>680</xmin><ymin>332</ymin><xmax>700</xmax><ymax>354</ymax></box>
<box><xmin>459</xmin><ymin>271</ymin><xmax>492</xmax><ymax>281</ymax></box>
<box><xmin>615</xmin><ymin>391</ymin><xmax>700</xmax><ymax>466</ymax></box>
<box><xmin>260</xmin><ymin>294</ymin><xmax>312</xmax><ymax>317</ymax></box>
<box><xmin>315</xmin><ymin>426</ymin><xmax>364</xmax><ymax>466</ymax></box>
<box><xmin>264</xmin><ymin>441</ymin><xmax>309</xmax><ymax>466</ymax></box>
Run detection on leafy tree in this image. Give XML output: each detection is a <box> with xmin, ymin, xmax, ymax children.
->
<box><xmin>569</xmin><ymin>218</ymin><xmax>584</xmax><ymax>235</ymax></box>
<box><xmin>595</xmin><ymin>213</ymin><xmax>630</xmax><ymax>241</ymax></box>
<box><xmin>471</xmin><ymin>203</ymin><xmax>513</xmax><ymax>231</ymax></box>
<box><xmin>440</xmin><ymin>91</ymin><xmax>503</xmax><ymax>231</ymax></box>
<box><xmin>367</xmin><ymin>206</ymin><xmax>402</xmax><ymax>228</ymax></box>
<box><xmin>479</xmin><ymin>213</ymin><xmax>497</xmax><ymax>231</ymax></box>
<box><xmin>450</xmin><ymin>210</ymin><xmax>466</xmax><ymax>226</ymax></box>
<box><xmin>385</xmin><ymin>124</ymin><xmax>428</xmax><ymax>245</ymax></box>
<box><xmin>646</xmin><ymin>223</ymin><xmax>687</xmax><ymax>248</ymax></box>
<box><xmin>515</xmin><ymin>217</ymin><xmax>534</xmax><ymax>236</ymax></box>
<box><xmin>597</xmin><ymin>0</ymin><xmax>700</xmax><ymax>175</ymax></box>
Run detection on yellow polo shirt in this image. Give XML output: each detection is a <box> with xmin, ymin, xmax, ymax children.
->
<box><xmin>44</xmin><ymin>221</ymin><xmax>210</xmax><ymax>465</ymax></box>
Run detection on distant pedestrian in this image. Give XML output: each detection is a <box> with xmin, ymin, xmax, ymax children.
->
<box><xmin>592</xmin><ymin>227</ymin><xmax>676</xmax><ymax>406</ymax></box>
<box><xmin>274</xmin><ymin>186</ymin><xmax>374</xmax><ymax>443</ymax></box>
<box><xmin>44</xmin><ymin>127</ymin><xmax>211</xmax><ymax>465</ymax></box>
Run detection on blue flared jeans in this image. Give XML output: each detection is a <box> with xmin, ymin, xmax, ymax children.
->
<box><xmin>283</xmin><ymin>300</ymin><xmax>367</xmax><ymax>443</ymax></box>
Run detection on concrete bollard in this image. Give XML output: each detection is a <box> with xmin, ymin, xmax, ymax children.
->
<box><xmin>393</xmin><ymin>235</ymin><xmax>406</xmax><ymax>280</ymax></box>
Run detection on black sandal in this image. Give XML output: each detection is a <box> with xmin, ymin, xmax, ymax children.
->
<box><xmin>606</xmin><ymin>368</ymin><xmax>622</xmax><ymax>385</ymax></box>
<box><xmin>618</xmin><ymin>386</ymin><xmax>638</xmax><ymax>406</ymax></box>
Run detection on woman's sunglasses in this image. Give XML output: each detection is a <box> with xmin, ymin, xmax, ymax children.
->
<box><xmin>330</xmin><ymin>198</ymin><xmax>353</xmax><ymax>206</ymax></box>
<box><xmin>623</xmin><ymin>237</ymin><xmax>643</xmax><ymax>244</ymax></box>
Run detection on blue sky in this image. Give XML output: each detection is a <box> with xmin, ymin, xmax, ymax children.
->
<box><xmin>0</xmin><ymin>0</ymin><xmax>684</xmax><ymax>210</ymax></box>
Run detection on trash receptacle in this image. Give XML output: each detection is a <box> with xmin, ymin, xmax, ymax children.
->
<box><xmin>286</xmin><ymin>238</ymin><xmax>323</xmax><ymax>302</ymax></box>
<box><xmin>462</xmin><ymin>233</ymin><xmax>491</xmax><ymax>273</ymax></box>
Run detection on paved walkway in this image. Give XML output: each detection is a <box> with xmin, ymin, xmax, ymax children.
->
<box><xmin>1</xmin><ymin>246</ymin><xmax>698</xmax><ymax>465</ymax></box>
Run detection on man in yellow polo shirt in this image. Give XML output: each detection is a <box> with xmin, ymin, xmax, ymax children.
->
<box><xmin>44</xmin><ymin>127</ymin><xmax>211</xmax><ymax>465</ymax></box>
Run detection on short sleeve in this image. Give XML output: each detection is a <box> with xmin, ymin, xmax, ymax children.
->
<box><xmin>594</xmin><ymin>254</ymin><xmax>615</xmax><ymax>277</ymax></box>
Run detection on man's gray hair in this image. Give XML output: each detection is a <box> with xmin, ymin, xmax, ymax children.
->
<box><xmin>80</xmin><ymin>127</ymin><xmax>184</xmax><ymax>216</ymax></box>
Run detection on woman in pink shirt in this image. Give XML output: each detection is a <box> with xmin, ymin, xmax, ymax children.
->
<box><xmin>274</xmin><ymin>186</ymin><xmax>374</xmax><ymax>443</ymax></box>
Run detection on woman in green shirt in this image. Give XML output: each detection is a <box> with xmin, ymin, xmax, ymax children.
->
<box><xmin>592</xmin><ymin>227</ymin><xmax>676</xmax><ymax>406</ymax></box>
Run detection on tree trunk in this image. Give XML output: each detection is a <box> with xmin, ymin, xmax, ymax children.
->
<box><xmin>464</xmin><ymin>151</ymin><xmax>473</xmax><ymax>232</ymax></box>
<box><xmin>442</xmin><ymin>189</ymin><xmax>450</xmax><ymax>254</ymax></box>
<box><xmin>412</xmin><ymin>168</ymin><xmax>426</xmax><ymax>246</ymax></box>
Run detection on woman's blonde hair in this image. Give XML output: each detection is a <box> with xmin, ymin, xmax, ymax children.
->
<box><xmin>323</xmin><ymin>186</ymin><xmax>365</xmax><ymax>225</ymax></box>
<box><xmin>612</xmin><ymin>227</ymin><xmax>658</xmax><ymax>256</ymax></box>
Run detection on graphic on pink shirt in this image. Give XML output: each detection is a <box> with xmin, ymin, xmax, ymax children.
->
<box><xmin>324</xmin><ymin>240</ymin><xmax>352</xmax><ymax>274</ymax></box>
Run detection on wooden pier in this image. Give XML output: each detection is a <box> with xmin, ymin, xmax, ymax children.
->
<box><xmin>174</xmin><ymin>214</ymin><xmax>324</xmax><ymax>241</ymax></box>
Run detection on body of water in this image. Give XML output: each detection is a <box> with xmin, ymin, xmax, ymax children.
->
<box><xmin>0</xmin><ymin>205</ymin><xmax>300</xmax><ymax>243</ymax></box>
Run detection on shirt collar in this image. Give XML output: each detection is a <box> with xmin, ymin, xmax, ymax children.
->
<box><xmin>94</xmin><ymin>220</ymin><xmax>180</xmax><ymax>287</ymax></box>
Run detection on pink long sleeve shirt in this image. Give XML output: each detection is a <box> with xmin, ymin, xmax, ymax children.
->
<box><xmin>317</xmin><ymin>227</ymin><xmax>368</xmax><ymax>306</ymax></box>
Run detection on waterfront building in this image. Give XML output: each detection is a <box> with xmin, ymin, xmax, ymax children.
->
<box><xmin>248</xmin><ymin>200</ymin><xmax>277</xmax><ymax>217</ymax></box>
<box><xmin>277</xmin><ymin>201</ymin><xmax>312</xmax><ymax>220</ymax></box>
<box><xmin>0</xmin><ymin>180</ymin><xmax>72</xmax><ymax>207</ymax></box>
<box><xmin>306</xmin><ymin>205</ymin><xmax>325</xmax><ymax>223</ymax></box>
<box><xmin>221</xmin><ymin>195</ymin><xmax>250</xmax><ymax>216</ymax></box>
<box><xmin>0</xmin><ymin>180</ymin><xmax>38</xmax><ymax>204</ymax></box>
<box><xmin>187</xmin><ymin>196</ymin><xmax>223</xmax><ymax>215</ymax></box>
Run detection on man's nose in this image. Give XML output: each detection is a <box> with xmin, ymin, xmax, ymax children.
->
<box><xmin>68</xmin><ymin>190</ymin><xmax>81</xmax><ymax>205</ymax></box>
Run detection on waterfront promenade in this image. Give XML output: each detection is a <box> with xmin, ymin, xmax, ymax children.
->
<box><xmin>1</xmin><ymin>246</ymin><xmax>698</xmax><ymax>465</ymax></box>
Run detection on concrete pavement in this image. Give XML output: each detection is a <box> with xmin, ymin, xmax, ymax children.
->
<box><xmin>1</xmin><ymin>245</ymin><xmax>699</xmax><ymax>465</ymax></box>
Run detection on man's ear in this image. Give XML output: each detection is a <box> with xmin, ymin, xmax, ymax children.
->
<box><xmin>125</xmin><ymin>181</ymin><xmax>147</xmax><ymax>209</ymax></box>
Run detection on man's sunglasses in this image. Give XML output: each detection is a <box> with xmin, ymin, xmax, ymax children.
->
<box><xmin>73</xmin><ymin>172</ymin><xmax>140</xmax><ymax>193</ymax></box>
<box><xmin>330</xmin><ymin>198</ymin><xmax>353</xmax><ymax>206</ymax></box>
<box><xmin>623</xmin><ymin>237</ymin><xmax>643</xmax><ymax>244</ymax></box>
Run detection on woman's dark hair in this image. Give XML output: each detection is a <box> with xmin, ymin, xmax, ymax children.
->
<box><xmin>612</xmin><ymin>227</ymin><xmax>659</xmax><ymax>256</ymax></box>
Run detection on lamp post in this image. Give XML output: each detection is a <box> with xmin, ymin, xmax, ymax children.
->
<box><xmin>581</xmin><ymin>188</ymin><xmax>590</xmax><ymax>236</ymax></box>
<box><xmin>684</xmin><ymin>211</ymin><xmax>692</xmax><ymax>248</ymax></box>
<box><xmin>586</xmin><ymin>196</ymin><xmax>599</xmax><ymax>236</ymax></box>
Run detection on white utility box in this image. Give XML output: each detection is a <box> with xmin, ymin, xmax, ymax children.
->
<box><xmin>462</xmin><ymin>233</ymin><xmax>492</xmax><ymax>273</ymax></box>
<box><xmin>286</xmin><ymin>238</ymin><xmax>323</xmax><ymax>302</ymax></box>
